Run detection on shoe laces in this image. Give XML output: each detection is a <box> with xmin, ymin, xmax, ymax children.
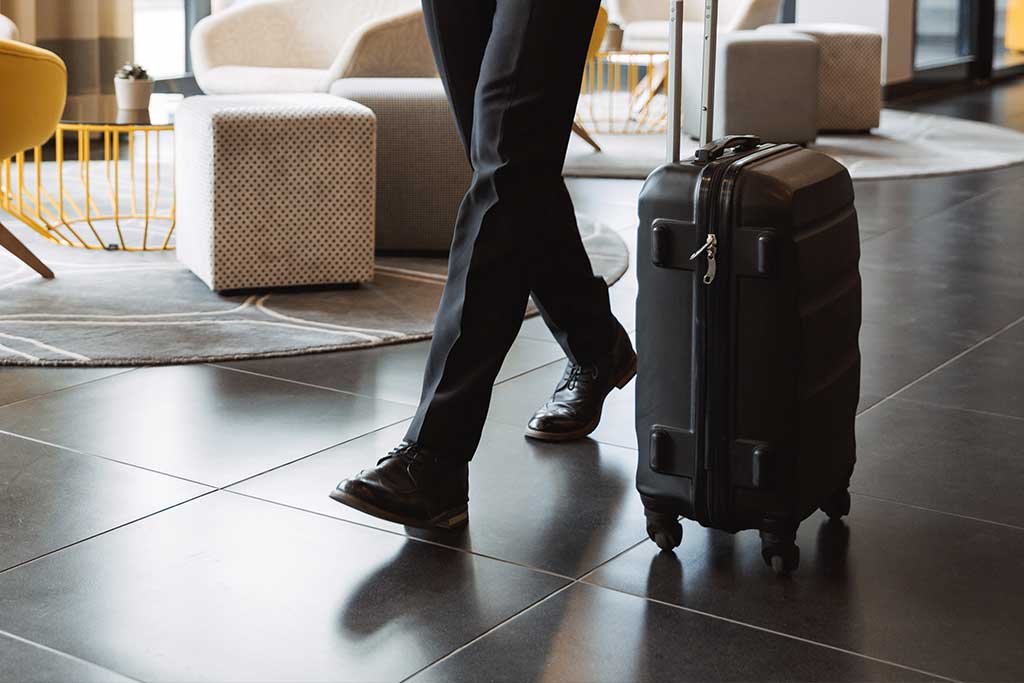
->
<box><xmin>379</xmin><ymin>442</ymin><xmax>424</xmax><ymax>466</ymax></box>
<box><xmin>564</xmin><ymin>364</ymin><xmax>600</xmax><ymax>391</ymax></box>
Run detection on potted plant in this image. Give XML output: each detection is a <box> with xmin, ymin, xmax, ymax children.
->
<box><xmin>114</xmin><ymin>63</ymin><xmax>153</xmax><ymax>110</ymax></box>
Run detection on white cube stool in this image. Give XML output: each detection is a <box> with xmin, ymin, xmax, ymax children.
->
<box><xmin>759</xmin><ymin>23</ymin><xmax>883</xmax><ymax>132</ymax></box>
<box><xmin>684</xmin><ymin>29</ymin><xmax>820</xmax><ymax>144</ymax></box>
<box><xmin>176</xmin><ymin>94</ymin><xmax>376</xmax><ymax>291</ymax></box>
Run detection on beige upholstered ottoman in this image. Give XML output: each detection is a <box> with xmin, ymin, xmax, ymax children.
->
<box><xmin>684</xmin><ymin>30</ymin><xmax>820</xmax><ymax>144</ymax></box>
<box><xmin>759</xmin><ymin>23</ymin><xmax>883</xmax><ymax>132</ymax></box>
<box><xmin>176</xmin><ymin>94</ymin><xmax>376</xmax><ymax>291</ymax></box>
<box><xmin>330</xmin><ymin>78</ymin><xmax>470</xmax><ymax>253</ymax></box>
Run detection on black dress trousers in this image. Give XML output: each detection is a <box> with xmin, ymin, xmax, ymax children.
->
<box><xmin>406</xmin><ymin>0</ymin><xmax>616</xmax><ymax>462</ymax></box>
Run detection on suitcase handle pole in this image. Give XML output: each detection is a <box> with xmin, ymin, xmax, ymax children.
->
<box><xmin>666</xmin><ymin>0</ymin><xmax>685</xmax><ymax>163</ymax></box>
<box><xmin>697</xmin><ymin>0</ymin><xmax>719</xmax><ymax>147</ymax></box>
<box><xmin>666</xmin><ymin>0</ymin><xmax>720</xmax><ymax>162</ymax></box>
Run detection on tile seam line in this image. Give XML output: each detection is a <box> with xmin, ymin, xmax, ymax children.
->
<box><xmin>854</xmin><ymin>179</ymin><xmax>1010</xmax><ymax>246</ymax></box>
<box><xmin>483</xmin><ymin>413</ymin><xmax>639</xmax><ymax>451</ymax></box>
<box><xmin>217</xmin><ymin>415</ymin><xmax>417</xmax><ymax>491</ymax></box>
<box><xmin>847</xmin><ymin>490</ymin><xmax>1024</xmax><ymax>532</ymax></box>
<box><xmin>857</xmin><ymin>310</ymin><xmax>1024</xmax><ymax>420</ymax></box>
<box><xmin>588</xmin><ymin>583</ymin><xmax>962</xmax><ymax>683</ymax></box>
<box><xmin>0</xmin><ymin>628</ymin><xmax>141</xmax><ymax>683</ymax></box>
<box><xmin>886</xmin><ymin>395</ymin><xmax>1024</xmax><ymax>425</ymax></box>
<box><xmin>207</xmin><ymin>362</ymin><xmax>420</xmax><ymax>406</ymax></box>
<box><xmin>0</xmin><ymin>490</ymin><xmax>216</xmax><ymax>577</ymax></box>
<box><xmin>401</xmin><ymin>538</ymin><xmax>649</xmax><ymax>681</ymax></box>
<box><xmin>0</xmin><ymin>429</ymin><xmax>214</xmax><ymax>488</ymax></box>
<box><xmin>492</xmin><ymin>355</ymin><xmax>568</xmax><ymax>387</ymax></box>
<box><xmin>398</xmin><ymin>581</ymin><xmax>578</xmax><ymax>683</ymax></box>
<box><xmin>222</xmin><ymin>489</ymin><xmax>579</xmax><ymax>582</ymax></box>
<box><xmin>0</xmin><ymin>367</ymin><xmax>137</xmax><ymax>410</ymax></box>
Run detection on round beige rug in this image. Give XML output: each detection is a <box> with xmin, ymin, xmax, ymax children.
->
<box><xmin>564</xmin><ymin>109</ymin><xmax>1024</xmax><ymax>180</ymax></box>
<box><xmin>0</xmin><ymin>215</ymin><xmax>629</xmax><ymax>366</ymax></box>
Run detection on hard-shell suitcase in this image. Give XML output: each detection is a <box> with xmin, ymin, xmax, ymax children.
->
<box><xmin>635</xmin><ymin>0</ymin><xmax>862</xmax><ymax>574</ymax></box>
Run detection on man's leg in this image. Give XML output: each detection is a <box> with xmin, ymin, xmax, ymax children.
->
<box><xmin>419</xmin><ymin>0</ymin><xmax>493</xmax><ymax>154</ymax></box>
<box><xmin>330</xmin><ymin>0</ymin><xmax>631</xmax><ymax>528</ymax></box>
<box><xmin>405</xmin><ymin>0</ymin><xmax>607</xmax><ymax>460</ymax></box>
<box><xmin>426</xmin><ymin>0</ymin><xmax>614</xmax><ymax>369</ymax></box>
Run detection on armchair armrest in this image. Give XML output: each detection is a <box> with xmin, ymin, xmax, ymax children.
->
<box><xmin>323</xmin><ymin>8</ymin><xmax>436</xmax><ymax>85</ymax></box>
<box><xmin>0</xmin><ymin>14</ymin><xmax>19</xmax><ymax>42</ymax></box>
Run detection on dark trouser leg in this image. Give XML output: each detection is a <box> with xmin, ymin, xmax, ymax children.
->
<box><xmin>408</xmin><ymin>0</ymin><xmax>609</xmax><ymax>462</ymax></box>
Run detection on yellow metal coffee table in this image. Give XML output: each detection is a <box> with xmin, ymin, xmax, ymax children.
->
<box><xmin>578</xmin><ymin>50</ymin><xmax>670</xmax><ymax>136</ymax></box>
<box><xmin>1</xmin><ymin>107</ymin><xmax>176</xmax><ymax>251</ymax></box>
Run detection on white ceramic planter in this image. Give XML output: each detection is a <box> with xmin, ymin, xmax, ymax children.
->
<box><xmin>114</xmin><ymin>78</ymin><xmax>154</xmax><ymax>110</ymax></box>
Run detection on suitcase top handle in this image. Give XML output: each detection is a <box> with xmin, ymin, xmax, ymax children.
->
<box><xmin>695</xmin><ymin>135</ymin><xmax>762</xmax><ymax>163</ymax></box>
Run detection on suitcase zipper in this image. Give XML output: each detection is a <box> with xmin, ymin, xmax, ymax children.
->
<box><xmin>694</xmin><ymin>160</ymin><xmax>730</xmax><ymax>526</ymax></box>
<box><xmin>690</xmin><ymin>234</ymin><xmax>717</xmax><ymax>284</ymax></box>
<box><xmin>700</xmin><ymin>143</ymin><xmax>799</xmax><ymax>529</ymax></box>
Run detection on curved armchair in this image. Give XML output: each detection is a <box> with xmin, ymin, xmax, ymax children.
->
<box><xmin>0</xmin><ymin>14</ymin><xmax>18</xmax><ymax>41</ymax></box>
<box><xmin>612</xmin><ymin>0</ymin><xmax>782</xmax><ymax>51</ymax></box>
<box><xmin>0</xmin><ymin>40</ymin><xmax>66</xmax><ymax>279</ymax></box>
<box><xmin>190</xmin><ymin>0</ymin><xmax>436</xmax><ymax>95</ymax></box>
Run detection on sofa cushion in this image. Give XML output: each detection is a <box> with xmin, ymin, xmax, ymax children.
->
<box><xmin>330</xmin><ymin>78</ymin><xmax>470</xmax><ymax>252</ymax></box>
<box><xmin>197</xmin><ymin>66</ymin><xmax>331</xmax><ymax>95</ymax></box>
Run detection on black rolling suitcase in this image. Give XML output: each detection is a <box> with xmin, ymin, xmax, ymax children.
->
<box><xmin>635</xmin><ymin>0</ymin><xmax>862</xmax><ymax>574</ymax></box>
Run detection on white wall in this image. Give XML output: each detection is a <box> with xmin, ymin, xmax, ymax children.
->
<box><xmin>796</xmin><ymin>0</ymin><xmax>915</xmax><ymax>85</ymax></box>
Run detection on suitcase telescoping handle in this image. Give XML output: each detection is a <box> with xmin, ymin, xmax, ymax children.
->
<box><xmin>666</xmin><ymin>0</ymin><xmax>761</xmax><ymax>163</ymax></box>
<box><xmin>667</xmin><ymin>0</ymin><xmax>720</xmax><ymax>163</ymax></box>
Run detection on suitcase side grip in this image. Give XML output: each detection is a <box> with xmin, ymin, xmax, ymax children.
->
<box><xmin>650</xmin><ymin>426</ymin><xmax>696</xmax><ymax>479</ymax></box>
<box><xmin>651</xmin><ymin>218</ymin><xmax>698</xmax><ymax>271</ymax></box>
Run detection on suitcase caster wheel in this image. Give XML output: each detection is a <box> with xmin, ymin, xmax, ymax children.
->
<box><xmin>645</xmin><ymin>511</ymin><xmax>683</xmax><ymax>552</ymax></box>
<box><xmin>820</xmin><ymin>488</ymin><xmax>851</xmax><ymax>521</ymax></box>
<box><xmin>760</xmin><ymin>525</ymin><xmax>799</xmax><ymax>576</ymax></box>
<box><xmin>764</xmin><ymin>545</ymin><xmax>799</xmax><ymax>576</ymax></box>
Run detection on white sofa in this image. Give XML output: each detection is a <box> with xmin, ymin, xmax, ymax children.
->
<box><xmin>610</xmin><ymin>0</ymin><xmax>782</xmax><ymax>52</ymax></box>
<box><xmin>0</xmin><ymin>14</ymin><xmax>19</xmax><ymax>41</ymax></box>
<box><xmin>190</xmin><ymin>0</ymin><xmax>436</xmax><ymax>95</ymax></box>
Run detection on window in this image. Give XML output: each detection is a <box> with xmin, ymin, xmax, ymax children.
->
<box><xmin>132</xmin><ymin>0</ymin><xmax>210</xmax><ymax>80</ymax></box>
<box><xmin>133</xmin><ymin>0</ymin><xmax>187</xmax><ymax>79</ymax></box>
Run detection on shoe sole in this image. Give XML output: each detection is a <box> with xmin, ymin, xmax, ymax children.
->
<box><xmin>328</xmin><ymin>489</ymin><xmax>469</xmax><ymax>530</ymax></box>
<box><xmin>524</xmin><ymin>353</ymin><xmax>638</xmax><ymax>443</ymax></box>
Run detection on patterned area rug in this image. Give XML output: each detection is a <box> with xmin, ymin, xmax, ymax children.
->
<box><xmin>0</xmin><ymin>215</ymin><xmax>629</xmax><ymax>366</ymax></box>
<box><xmin>565</xmin><ymin>109</ymin><xmax>1024</xmax><ymax>180</ymax></box>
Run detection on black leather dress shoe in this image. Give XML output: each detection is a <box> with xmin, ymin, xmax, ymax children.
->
<box><xmin>526</xmin><ymin>325</ymin><xmax>636</xmax><ymax>442</ymax></box>
<box><xmin>329</xmin><ymin>443</ymin><xmax>469</xmax><ymax>530</ymax></box>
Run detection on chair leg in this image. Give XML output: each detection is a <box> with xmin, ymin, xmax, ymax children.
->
<box><xmin>572</xmin><ymin>121</ymin><xmax>602</xmax><ymax>152</ymax></box>
<box><xmin>0</xmin><ymin>220</ymin><xmax>54</xmax><ymax>279</ymax></box>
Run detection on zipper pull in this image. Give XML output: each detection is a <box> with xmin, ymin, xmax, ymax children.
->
<box><xmin>693</xmin><ymin>234</ymin><xmax>717</xmax><ymax>285</ymax></box>
<box><xmin>704</xmin><ymin>235</ymin><xmax>717</xmax><ymax>284</ymax></box>
<box><xmin>690</xmin><ymin>234</ymin><xmax>714</xmax><ymax>261</ymax></box>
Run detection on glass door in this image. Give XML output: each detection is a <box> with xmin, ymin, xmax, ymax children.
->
<box><xmin>915</xmin><ymin>0</ymin><xmax>977</xmax><ymax>69</ymax></box>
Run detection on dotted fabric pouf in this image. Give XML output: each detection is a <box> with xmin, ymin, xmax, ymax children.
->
<box><xmin>176</xmin><ymin>94</ymin><xmax>376</xmax><ymax>292</ymax></box>
<box><xmin>759</xmin><ymin>23</ymin><xmax>883</xmax><ymax>132</ymax></box>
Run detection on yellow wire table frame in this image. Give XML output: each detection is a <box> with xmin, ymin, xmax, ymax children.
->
<box><xmin>0</xmin><ymin>120</ymin><xmax>176</xmax><ymax>251</ymax></box>
<box><xmin>578</xmin><ymin>50</ymin><xmax>670</xmax><ymax>135</ymax></box>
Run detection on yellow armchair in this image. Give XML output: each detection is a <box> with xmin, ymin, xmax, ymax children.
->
<box><xmin>0</xmin><ymin>39</ymin><xmax>67</xmax><ymax>279</ymax></box>
<box><xmin>1008</xmin><ymin>0</ymin><xmax>1024</xmax><ymax>53</ymax></box>
<box><xmin>572</xmin><ymin>6</ymin><xmax>609</xmax><ymax>152</ymax></box>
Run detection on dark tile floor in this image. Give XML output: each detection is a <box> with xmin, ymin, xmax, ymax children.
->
<box><xmin>2</xmin><ymin>80</ymin><xmax>1024</xmax><ymax>681</ymax></box>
